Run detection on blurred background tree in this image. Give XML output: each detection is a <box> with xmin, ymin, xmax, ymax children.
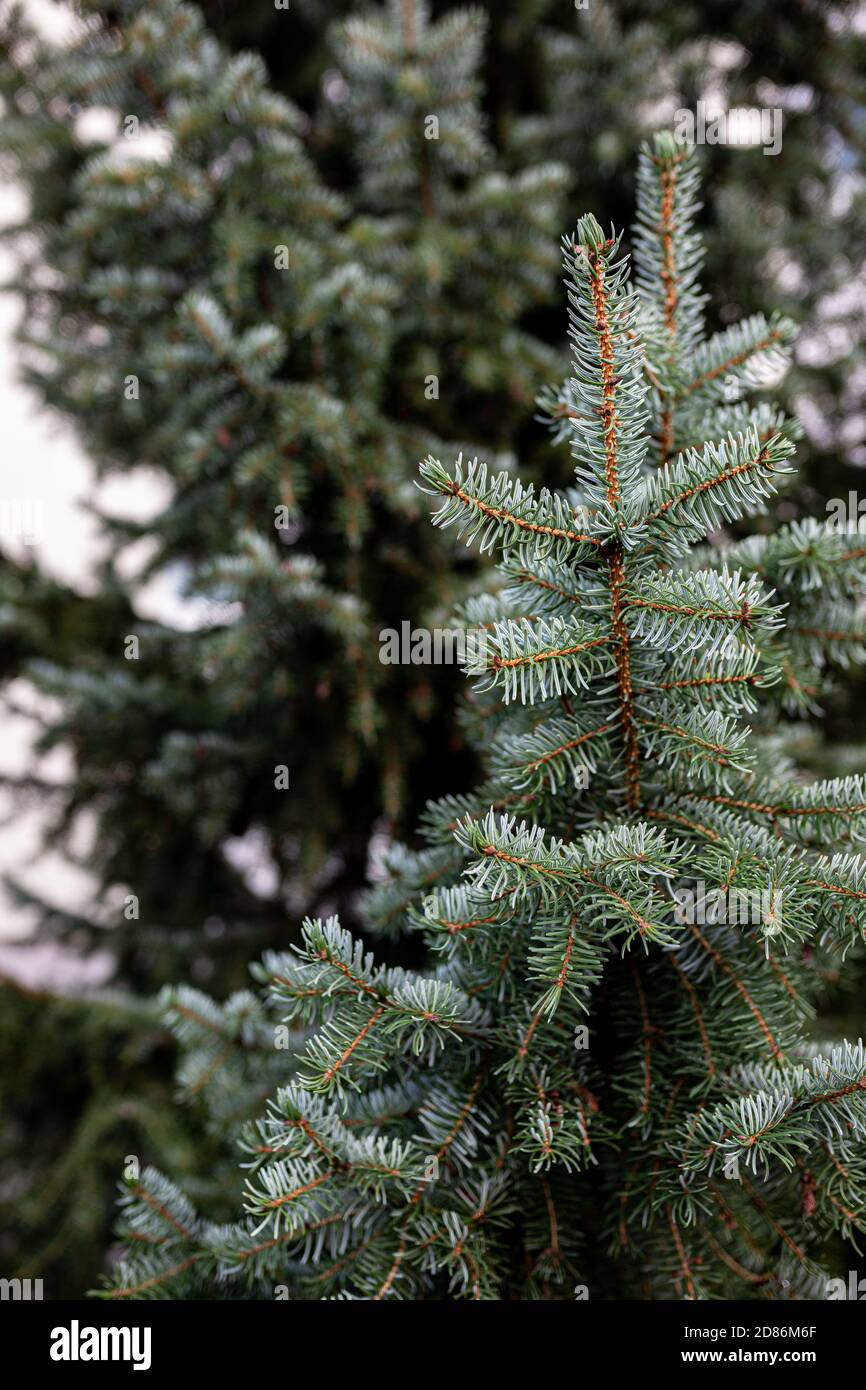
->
<box><xmin>0</xmin><ymin>0</ymin><xmax>863</xmax><ymax>1296</ymax></box>
<box><xmin>0</xmin><ymin>0</ymin><xmax>568</xmax><ymax>1293</ymax></box>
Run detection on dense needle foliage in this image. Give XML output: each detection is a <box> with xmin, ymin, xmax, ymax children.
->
<box><xmin>99</xmin><ymin>137</ymin><xmax>866</xmax><ymax>1301</ymax></box>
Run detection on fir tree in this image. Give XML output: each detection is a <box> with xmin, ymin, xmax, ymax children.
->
<box><xmin>0</xmin><ymin>0</ymin><xmax>567</xmax><ymax>1293</ymax></box>
<box><xmin>330</xmin><ymin>0</ymin><xmax>567</xmax><ymax>420</ymax></box>
<box><xmin>98</xmin><ymin>136</ymin><xmax>866</xmax><ymax>1301</ymax></box>
<box><xmin>0</xmin><ymin>0</ymin><xmax>567</xmax><ymax>964</ymax></box>
<box><xmin>2</xmin><ymin>0</ymin><xmax>863</xmax><ymax>1306</ymax></box>
<box><xmin>505</xmin><ymin>0</ymin><xmax>866</xmax><ymax>501</ymax></box>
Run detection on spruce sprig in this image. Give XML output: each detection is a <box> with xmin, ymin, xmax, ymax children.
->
<box><xmin>102</xmin><ymin>134</ymin><xmax>866</xmax><ymax>1302</ymax></box>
